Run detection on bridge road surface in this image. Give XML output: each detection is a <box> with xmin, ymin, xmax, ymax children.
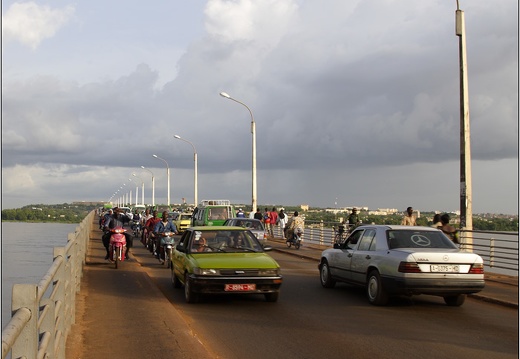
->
<box><xmin>67</xmin><ymin>216</ymin><xmax>518</xmax><ymax>358</ymax></box>
<box><xmin>65</xmin><ymin>224</ymin><xmax>215</xmax><ymax>359</ymax></box>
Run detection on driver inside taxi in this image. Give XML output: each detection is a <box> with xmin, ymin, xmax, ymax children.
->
<box><xmin>192</xmin><ymin>236</ymin><xmax>208</xmax><ymax>252</ymax></box>
<box><xmin>232</xmin><ymin>232</ymin><xmax>246</xmax><ymax>248</ymax></box>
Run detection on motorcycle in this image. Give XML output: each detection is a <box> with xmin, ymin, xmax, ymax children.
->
<box><xmin>130</xmin><ymin>220</ymin><xmax>141</xmax><ymax>238</ymax></box>
<box><xmin>108</xmin><ymin>227</ymin><xmax>127</xmax><ymax>269</ymax></box>
<box><xmin>159</xmin><ymin>232</ymin><xmax>176</xmax><ymax>267</ymax></box>
<box><xmin>286</xmin><ymin>227</ymin><xmax>303</xmax><ymax>249</ymax></box>
<box><xmin>143</xmin><ymin>229</ymin><xmax>155</xmax><ymax>253</ymax></box>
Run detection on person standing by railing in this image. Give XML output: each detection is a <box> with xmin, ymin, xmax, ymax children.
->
<box><xmin>278</xmin><ymin>208</ymin><xmax>287</xmax><ymax>238</ymax></box>
<box><xmin>401</xmin><ymin>207</ymin><xmax>417</xmax><ymax>226</ymax></box>
<box><xmin>347</xmin><ymin>208</ymin><xmax>361</xmax><ymax>231</ymax></box>
<box><xmin>269</xmin><ymin>207</ymin><xmax>278</xmax><ymax>238</ymax></box>
<box><xmin>439</xmin><ymin>213</ymin><xmax>460</xmax><ymax>244</ymax></box>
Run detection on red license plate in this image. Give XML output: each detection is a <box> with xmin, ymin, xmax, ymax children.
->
<box><xmin>224</xmin><ymin>284</ymin><xmax>256</xmax><ymax>292</ymax></box>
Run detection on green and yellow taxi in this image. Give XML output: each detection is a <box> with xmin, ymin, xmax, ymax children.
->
<box><xmin>171</xmin><ymin>226</ymin><xmax>282</xmax><ymax>303</ymax></box>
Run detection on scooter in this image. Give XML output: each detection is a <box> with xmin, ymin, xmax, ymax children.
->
<box><xmin>131</xmin><ymin>220</ymin><xmax>141</xmax><ymax>238</ymax></box>
<box><xmin>109</xmin><ymin>227</ymin><xmax>127</xmax><ymax>269</ymax></box>
<box><xmin>160</xmin><ymin>232</ymin><xmax>176</xmax><ymax>267</ymax></box>
<box><xmin>286</xmin><ymin>227</ymin><xmax>303</xmax><ymax>249</ymax></box>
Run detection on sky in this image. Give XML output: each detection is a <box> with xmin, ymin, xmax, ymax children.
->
<box><xmin>1</xmin><ymin>0</ymin><xmax>518</xmax><ymax>215</ymax></box>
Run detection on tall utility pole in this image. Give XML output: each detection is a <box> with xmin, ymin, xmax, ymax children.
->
<box><xmin>456</xmin><ymin>1</ymin><xmax>473</xmax><ymax>242</ymax></box>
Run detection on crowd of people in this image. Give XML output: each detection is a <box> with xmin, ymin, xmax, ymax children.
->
<box><xmin>99</xmin><ymin>207</ymin><xmax>179</xmax><ymax>263</ymax></box>
<box><xmin>98</xmin><ymin>204</ymin><xmax>460</xmax><ymax>262</ymax></box>
<box><xmin>401</xmin><ymin>206</ymin><xmax>459</xmax><ymax>243</ymax></box>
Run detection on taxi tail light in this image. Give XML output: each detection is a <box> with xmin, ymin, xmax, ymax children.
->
<box><xmin>398</xmin><ymin>262</ymin><xmax>422</xmax><ymax>273</ymax></box>
<box><xmin>468</xmin><ymin>263</ymin><xmax>484</xmax><ymax>274</ymax></box>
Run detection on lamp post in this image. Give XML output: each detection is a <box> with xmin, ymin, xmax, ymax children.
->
<box><xmin>153</xmin><ymin>154</ymin><xmax>170</xmax><ymax>207</ymax></box>
<box><xmin>456</xmin><ymin>0</ymin><xmax>473</xmax><ymax>244</ymax></box>
<box><xmin>141</xmin><ymin>166</ymin><xmax>155</xmax><ymax>207</ymax></box>
<box><xmin>132</xmin><ymin>174</ymin><xmax>145</xmax><ymax>205</ymax></box>
<box><xmin>219</xmin><ymin>92</ymin><xmax>257</xmax><ymax>213</ymax></box>
<box><xmin>123</xmin><ymin>183</ymin><xmax>127</xmax><ymax>206</ymax></box>
<box><xmin>174</xmin><ymin>134</ymin><xmax>198</xmax><ymax>206</ymax></box>
<box><xmin>129</xmin><ymin>178</ymin><xmax>138</xmax><ymax>205</ymax></box>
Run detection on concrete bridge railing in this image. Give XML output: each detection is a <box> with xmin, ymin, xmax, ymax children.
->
<box><xmin>1</xmin><ymin>210</ymin><xmax>94</xmax><ymax>359</ymax></box>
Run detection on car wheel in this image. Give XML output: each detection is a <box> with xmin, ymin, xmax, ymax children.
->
<box><xmin>265</xmin><ymin>292</ymin><xmax>279</xmax><ymax>302</ymax></box>
<box><xmin>367</xmin><ymin>270</ymin><xmax>389</xmax><ymax>306</ymax></box>
<box><xmin>319</xmin><ymin>260</ymin><xmax>336</xmax><ymax>288</ymax></box>
<box><xmin>184</xmin><ymin>272</ymin><xmax>199</xmax><ymax>303</ymax></box>
<box><xmin>444</xmin><ymin>294</ymin><xmax>466</xmax><ymax>306</ymax></box>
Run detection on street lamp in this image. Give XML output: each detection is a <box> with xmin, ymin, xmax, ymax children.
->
<box><xmin>132</xmin><ymin>173</ymin><xmax>145</xmax><ymax>205</ymax></box>
<box><xmin>129</xmin><ymin>178</ymin><xmax>138</xmax><ymax>205</ymax></box>
<box><xmin>174</xmin><ymin>134</ymin><xmax>198</xmax><ymax>206</ymax></box>
<box><xmin>219</xmin><ymin>91</ymin><xmax>257</xmax><ymax>213</ymax></box>
<box><xmin>456</xmin><ymin>0</ymin><xmax>473</xmax><ymax>244</ymax></box>
<box><xmin>153</xmin><ymin>154</ymin><xmax>170</xmax><ymax>207</ymax></box>
<box><xmin>141</xmin><ymin>166</ymin><xmax>155</xmax><ymax>207</ymax></box>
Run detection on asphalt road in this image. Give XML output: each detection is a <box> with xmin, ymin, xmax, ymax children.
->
<box><xmin>137</xmin><ymin>241</ymin><xmax>519</xmax><ymax>359</ymax></box>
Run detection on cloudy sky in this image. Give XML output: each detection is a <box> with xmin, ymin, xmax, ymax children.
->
<box><xmin>2</xmin><ymin>0</ymin><xmax>518</xmax><ymax>214</ymax></box>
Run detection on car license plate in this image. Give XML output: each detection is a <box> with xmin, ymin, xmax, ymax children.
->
<box><xmin>225</xmin><ymin>284</ymin><xmax>256</xmax><ymax>292</ymax></box>
<box><xmin>431</xmin><ymin>265</ymin><xmax>459</xmax><ymax>273</ymax></box>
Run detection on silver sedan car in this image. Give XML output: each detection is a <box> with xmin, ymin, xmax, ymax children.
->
<box><xmin>319</xmin><ymin>225</ymin><xmax>485</xmax><ymax>306</ymax></box>
<box><xmin>223</xmin><ymin>218</ymin><xmax>267</xmax><ymax>246</ymax></box>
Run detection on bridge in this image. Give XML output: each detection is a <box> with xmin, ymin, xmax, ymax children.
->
<box><xmin>2</xmin><ymin>212</ymin><xmax>518</xmax><ymax>358</ymax></box>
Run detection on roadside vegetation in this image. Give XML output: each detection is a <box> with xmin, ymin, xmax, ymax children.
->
<box><xmin>2</xmin><ymin>203</ymin><xmax>517</xmax><ymax>231</ymax></box>
<box><xmin>1</xmin><ymin>203</ymin><xmax>96</xmax><ymax>223</ymax></box>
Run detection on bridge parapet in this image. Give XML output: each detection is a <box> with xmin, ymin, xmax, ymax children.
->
<box><xmin>1</xmin><ymin>210</ymin><xmax>93</xmax><ymax>359</ymax></box>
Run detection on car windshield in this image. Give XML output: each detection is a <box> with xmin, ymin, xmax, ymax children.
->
<box><xmin>387</xmin><ymin>230</ymin><xmax>458</xmax><ymax>249</ymax></box>
<box><xmin>233</xmin><ymin>219</ymin><xmax>264</xmax><ymax>230</ymax></box>
<box><xmin>190</xmin><ymin>230</ymin><xmax>263</xmax><ymax>253</ymax></box>
<box><xmin>180</xmin><ymin>214</ymin><xmax>192</xmax><ymax>220</ymax></box>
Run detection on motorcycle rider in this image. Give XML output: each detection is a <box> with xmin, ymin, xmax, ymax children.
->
<box><xmin>102</xmin><ymin>207</ymin><xmax>132</xmax><ymax>260</ymax></box>
<box><xmin>131</xmin><ymin>209</ymin><xmax>141</xmax><ymax>236</ymax></box>
<box><xmin>144</xmin><ymin>210</ymin><xmax>161</xmax><ymax>250</ymax></box>
<box><xmin>286</xmin><ymin>211</ymin><xmax>305</xmax><ymax>243</ymax></box>
<box><xmin>100</xmin><ymin>208</ymin><xmax>113</xmax><ymax>229</ymax></box>
<box><xmin>140</xmin><ymin>208</ymin><xmax>153</xmax><ymax>245</ymax></box>
<box><xmin>153</xmin><ymin>211</ymin><xmax>178</xmax><ymax>263</ymax></box>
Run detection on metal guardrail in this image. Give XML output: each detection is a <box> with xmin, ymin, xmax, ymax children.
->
<box><xmin>459</xmin><ymin>230</ymin><xmax>519</xmax><ymax>273</ymax></box>
<box><xmin>271</xmin><ymin>220</ymin><xmax>519</xmax><ymax>273</ymax></box>
<box><xmin>1</xmin><ymin>210</ymin><xmax>94</xmax><ymax>359</ymax></box>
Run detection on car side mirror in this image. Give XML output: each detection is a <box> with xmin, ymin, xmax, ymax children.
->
<box><xmin>176</xmin><ymin>244</ymin><xmax>185</xmax><ymax>253</ymax></box>
<box><xmin>333</xmin><ymin>243</ymin><xmax>341</xmax><ymax>249</ymax></box>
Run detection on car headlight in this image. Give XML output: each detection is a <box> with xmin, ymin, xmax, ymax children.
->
<box><xmin>193</xmin><ymin>268</ymin><xmax>220</xmax><ymax>275</ymax></box>
<box><xmin>258</xmin><ymin>269</ymin><xmax>280</xmax><ymax>276</ymax></box>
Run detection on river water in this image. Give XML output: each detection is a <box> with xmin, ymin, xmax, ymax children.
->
<box><xmin>1</xmin><ymin>222</ymin><xmax>77</xmax><ymax>331</ymax></box>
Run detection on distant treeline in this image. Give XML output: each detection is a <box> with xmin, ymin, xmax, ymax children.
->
<box><xmin>301</xmin><ymin>210</ymin><xmax>518</xmax><ymax>232</ymax></box>
<box><xmin>1</xmin><ymin>203</ymin><xmax>95</xmax><ymax>223</ymax></box>
<box><xmin>1</xmin><ymin>203</ymin><xmax>517</xmax><ymax>231</ymax></box>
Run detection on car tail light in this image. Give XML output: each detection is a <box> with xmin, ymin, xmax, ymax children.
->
<box><xmin>398</xmin><ymin>262</ymin><xmax>422</xmax><ymax>273</ymax></box>
<box><xmin>468</xmin><ymin>263</ymin><xmax>484</xmax><ymax>274</ymax></box>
